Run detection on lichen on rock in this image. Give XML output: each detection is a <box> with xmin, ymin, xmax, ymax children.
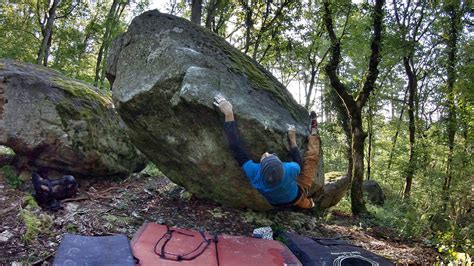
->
<box><xmin>0</xmin><ymin>59</ymin><xmax>146</xmax><ymax>178</ymax></box>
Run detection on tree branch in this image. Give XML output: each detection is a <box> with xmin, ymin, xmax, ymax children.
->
<box><xmin>323</xmin><ymin>1</ymin><xmax>355</xmax><ymax>111</ymax></box>
<box><xmin>57</xmin><ymin>0</ymin><xmax>80</xmax><ymax>19</ymax></box>
<box><xmin>356</xmin><ymin>0</ymin><xmax>384</xmax><ymax>107</ymax></box>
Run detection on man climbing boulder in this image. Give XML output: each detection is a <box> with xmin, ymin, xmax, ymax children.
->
<box><xmin>106</xmin><ymin>10</ymin><xmax>351</xmax><ymax>210</ymax></box>
<box><xmin>214</xmin><ymin>95</ymin><xmax>320</xmax><ymax>209</ymax></box>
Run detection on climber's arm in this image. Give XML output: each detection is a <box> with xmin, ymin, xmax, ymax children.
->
<box><xmin>215</xmin><ymin>96</ymin><xmax>251</xmax><ymax>167</ymax></box>
<box><xmin>287</xmin><ymin>125</ymin><xmax>303</xmax><ymax>167</ymax></box>
<box><xmin>289</xmin><ymin>147</ymin><xmax>303</xmax><ymax>168</ymax></box>
<box><xmin>224</xmin><ymin>121</ymin><xmax>251</xmax><ymax>166</ymax></box>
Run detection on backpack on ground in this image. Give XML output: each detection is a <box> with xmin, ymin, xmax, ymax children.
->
<box><xmin>32</xmin><ymin>172</ymin><xmax>78</xmax><ymax>210</ymax></box>
<box><xmin>278</xmin><ymin>231</ymin><xmax>395</xmax><ymax>266</ymax></box>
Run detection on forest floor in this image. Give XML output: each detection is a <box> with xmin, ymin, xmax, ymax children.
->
<box><xmin>0</xmin><ymin>172</ymin><xmax>441</xmax><ymax>265</ymax></box>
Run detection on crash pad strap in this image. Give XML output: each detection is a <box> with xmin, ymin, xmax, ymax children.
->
<box><xmin>153</xmin><ymin>225</ymin><xmax>218</xmax><ymax>263</ymax></box>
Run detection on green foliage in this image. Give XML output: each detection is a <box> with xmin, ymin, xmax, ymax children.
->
<box><xmin>320</xmin><ymin>123</ymin><xmax>348</xmax><ymax>172</ymax></box>
<box><xmin>141</xmin><ymin>163</ymin><xmax>163</xmax><ymax>177</ymax></box>
<box><xmin>65</xmin><ymin>223</ymin><xmax>79</xmax><ymax>233</ymax></box>
<box><xmin>0</xmin><ymin>0</ymin><xmax>472</xmax><ymax>262</ymax></box>
<box><xmin>0</xmin><ymin>165</ymin><xmax>21</xmax><ymax>188</ymax></box>
<box><xmin>369</xmin><ymin>199</ymin><xmax>430</xmax><ymax>239</ymax></box>
<box><xmin>23</xmin><ymin>194</ymin><xmax>39</xmax><ymax>209</ymax></box>
<box><xmin>20</xmin><ymin>195</ymin><xmax>52</xmax><ymax>243</ymax></box>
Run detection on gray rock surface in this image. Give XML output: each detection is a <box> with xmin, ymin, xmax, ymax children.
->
<box><xmin>363</xmin><ymin>180</ymin><xmax>385</xmax><ymax>206</ymax></box>
<box><xmin>107</xmin><ymin>11</ymin><xmax>337</xmax><ymax>210</ymax></box>
<box><xmin>314</xmin><ymin>172</ymin><xmax>350</xmax><ymax>209</ymax></box>
<box><xmin>0</xmin><ymin>59</ymin><xmax>146</xmax><ymax>178</ymax></box>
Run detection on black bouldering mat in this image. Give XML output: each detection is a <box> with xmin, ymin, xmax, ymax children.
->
<box><xmin>279</xmin><ymin>232</ymin><xmax>395</xmax><ymax>266</ymax></box>
<box><xmin>53</xmin><ymin>234</ymin><xmax>135</xmax><ymax>266</ymax></box>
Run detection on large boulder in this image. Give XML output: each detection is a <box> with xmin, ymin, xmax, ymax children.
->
<box><xmin>0</xmin><ymin>59</ymin><xmax>146</xmax><ymax>178</ymax></box>
<box><xmin>107</xmin><ymin>11</ymin><xmax>334</xmax><ymax>210</ymax></box>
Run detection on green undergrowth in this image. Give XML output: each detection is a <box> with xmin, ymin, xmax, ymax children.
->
<box><xmin>328</xmin><ymin>194</ymin><xmax>473</xmax><ymax>264</ymax></box>
<box><xmin>325</xmin><ymin>171</ymin><xmax>346</xmax><ymax>182</ymax></box>
<box><xmin>368</xmin><ymin>198</ymin><xmax>472</xmax><ymax>264</ymax></box>
<box><xmin>20</xmin><ymin>195</ymin><xmax>52</xmax><ymax>243</ymax></box>
<box><xmin>0</xmin><ymin>165</ymin><xmax>21</xmax><ymax>188</ymax></box>
<box><xmin>141</xmin><ymin>163</ymin><xmax>163</xmax><ymax>177</ymax></box>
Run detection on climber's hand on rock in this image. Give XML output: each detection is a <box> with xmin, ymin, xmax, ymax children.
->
<box><xmin>287</xmin><ymin>124</ymin><xmax>297</xmax><ymax>148</ymax></box>
<box><xmin>214</xmin><ymin>95</ymin><xmax>233</xmax><ymax>116</ymax></box>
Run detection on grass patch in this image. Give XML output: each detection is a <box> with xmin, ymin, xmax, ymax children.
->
<box><xmin>65</xmin><ymin>223</ymin><xmax>79</xmax><ymax>233</ymax></box>
<box><xmin>20</xmin><ymin>195</ymin><xmax>52</xmax><ymax>243</ymax></box>
<box><xmin>0</xmin><ymin>165</ymin><xmax>21</xmax><ymax>188</ymax></box>
<box><xmin>141</xmin><ymin>163</ymin><xmax>163</xmax><ymax>177</ymax></box>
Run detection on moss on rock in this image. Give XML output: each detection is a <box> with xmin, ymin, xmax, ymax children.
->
<box><xmin>51</xmin><ymin>77</ymin><xmax>111</xmax><ymax>106</ymax></box>
<box><xmin>224</xmin><ymin>46</ymin><xmax>303</xmax><ymax>120</ymax></box>
<box><xmin>325</xmin><ymin>171</ymin><xmax>346</xmax><ymax>182</ymax></box>
<box><xmin>20</xmin><ymin>195</ymin><xmax>52</xmax><ymax>243</ymax></box>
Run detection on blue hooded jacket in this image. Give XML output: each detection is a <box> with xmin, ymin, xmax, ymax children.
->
<box><xmin>223</xmin><ymin>121</ymin><xmax>302</xmax><ymax>205</ymax></box>
<box><xmin>242</xmin><ymin>160</ymin><xmax>300</xmax><ymax>205</ymax></box>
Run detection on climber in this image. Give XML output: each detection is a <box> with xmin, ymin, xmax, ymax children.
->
<box><xmin>214</xmin><ymin>95</ymin><xmax>321</xmax><ymax>209</ymax></box>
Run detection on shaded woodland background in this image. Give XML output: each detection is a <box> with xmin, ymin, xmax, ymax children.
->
<box><xmin>0</xmin><ymin>0</ymin><xmax>472</xmax><ymax>261</ymax></box>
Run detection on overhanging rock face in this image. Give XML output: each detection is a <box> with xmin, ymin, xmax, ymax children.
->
<box><xmin>107</xmin><ymin>10</ymin><xmax>326</xmax><ymax>210</ymax></box>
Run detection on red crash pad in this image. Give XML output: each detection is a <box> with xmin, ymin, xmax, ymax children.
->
<box><xmin>131</xmin><ymin>223</ymin><xmax>301</xmax><ymax>266</ymax></box>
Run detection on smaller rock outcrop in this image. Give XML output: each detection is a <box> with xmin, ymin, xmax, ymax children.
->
<box><xmin>314</xmin><ymin>172</ymin><xmax>350</xmax><ymax>209</ymax></box>
<box><xmin>363</xmin><ymin>180</ymin><xmax>385</xmax><ymax>206</ymax></box>
<box><xmin>0</xmin><ymin>59</ymin><xmax>146</xmax><ymax>178</ymax></box>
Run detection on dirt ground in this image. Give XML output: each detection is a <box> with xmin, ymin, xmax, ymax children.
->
<box><xmin>0</xmin><ymin>173</ymin><xmax>440</xmax><ymax>265</ymax></box>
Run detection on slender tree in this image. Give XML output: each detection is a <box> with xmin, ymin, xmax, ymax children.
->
<box><xmin>94</xmin><ymin>0</ymin><xmax>128</xmax><ymax>88</ymax></box>
<box><xmin>36</xmin><ymin>0</ymin><xmax>79</xmax><ymax>66</ymax></box>
<box><xmin>392</xmin><ymin>0</ymin><xmax>438</xmax><ymax>198</ymax></box>
<box><xmin>36</xmin><ymin>0</ymin><xmax>61</xmax><ymax>66</ymax></box>
<box><xmin>205</xmin><ymin>0</ymin><xmax>219</xmax><ymax>29</ymax></box>
<box><xmin>443</xmin><ymin>0</ymin><xmax>461</xmax><ymax>193</ymax></box>
<box><xmin>323</xmin><ymin>0</ymin><xmax>384</xmax><ymax>214</ymax></box>
<box><xmin>329</xmin><ymin>86</ymin><xmax>353</xmax><ymax>182</ymax></box>
<box><xmin>191</xmin><ymin>0</ymin><xmax>203</xmax><ymax>25</ymax></box>
<box><xmin>204</xmin><ymin>0</ymin><xmax>234</xmax><ymax>34</ymax></box>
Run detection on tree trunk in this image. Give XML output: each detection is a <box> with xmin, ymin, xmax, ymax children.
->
<box><xmin>205</xmin><ymin>0</ymin><xmax>218</xmax><ymax>30</ymax></box>
<box><xmin>367</xmin><ymin>98</ymin><xmax>373</xmax><ymax>181</ymax></box>
<box><xmin>387</xmin><ymin>86</ymin><xmax>408</xmax><ymax>170</ymax></box>
<box><xmin>304</xmin><ymin>66</ymin><xmax>317</xmax><ymax>110</ymax></box>
<box><xmin>37</xmin><ymin>0</ymin><xmax>60</xmax><ymax>66</ymax></box>
<box><xmin>403</xmin><ymin>57</ymin><xmax>416</xmax><ymax>199</ymax></box>
<box><xmin>323</xmin><ymin>0</ymin><xmax>383</xmax><ymax>215</ymax></box>
<box><xmin>443</xmin><ymin>1</ymin><xmax>460</xmax><ymax>193</ymax></box>
<box><xmin>240</xmin><ymin>0</ymin><xmax>253</xmax><ymax>54</ymax></box>
<box><xmin>351</xmin><ymin>111</ymin><xmax>368</xmax><ymax>214</ymax></box>
<box><xmin>320</xmin><ymin>84</ymin><xmax>324</xmax><ymax>122</ymax></box>
<box><xmin>94</xmin><ymin>0</ymin><xmax>123</xmax><ymax>88</ymax></box>
<box><xmin>191</xmin><ymin>0</ymin><xmax>203</xmax><ymax>25</ymax></box>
